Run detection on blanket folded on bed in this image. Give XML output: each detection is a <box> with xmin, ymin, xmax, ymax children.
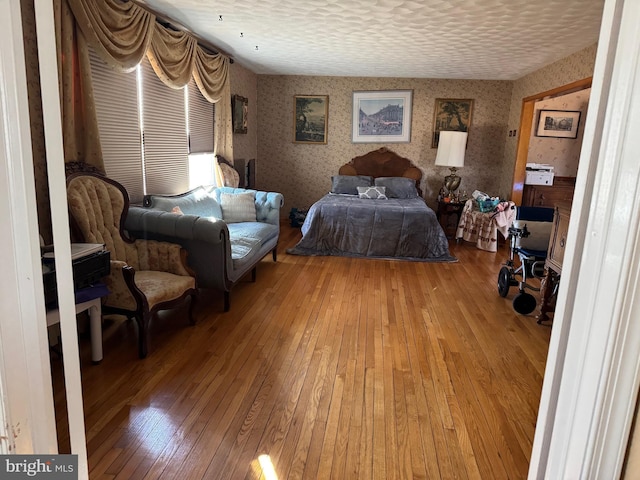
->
<box><xmin>287</xmin><ymin>194</ymin><xmax>456</xmax><ymax>262</ymax></box>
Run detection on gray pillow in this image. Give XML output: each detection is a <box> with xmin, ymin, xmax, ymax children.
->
<box><xmin>330</xmin><ymin>175</ymin><xmax>373</xmax><ymax>195</ymax></box>
<box><xmin>374</xmin><ymin>177</ymin><xmax>418</xmax><ymax>199</ymax></box>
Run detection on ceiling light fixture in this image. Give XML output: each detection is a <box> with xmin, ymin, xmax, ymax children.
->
<box><xmin>218</xmin><ymin>15</ymin><xmax>223</xmax><ymax>21</ymax></box>
<box><xmin>240</xmin><ymin>32</ymin><xmax>244</xmax><ymax>37</ymax></box>
<box><xmin>255</xmin><ymin>46</ymin><xmax>259</xmax><ymax>50</ymax></box>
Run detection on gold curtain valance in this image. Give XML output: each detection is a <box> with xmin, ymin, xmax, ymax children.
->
<box><xmin>193</xmin><ymin>48</ymin><xmax>229</xmax><ymax>103</ymax></box>
<box><xmin>66</xmin><ymin>0</ymin><xmax>154</xmax><ymax>72</ymax></box>
<box><xmin>58</xmin><ymin>0</ymin><xmax>233</xmax><ymax>165</ymax></box>
<box><xmin>147</xmin><ymin>26</ymin><xmax>197</xmax><ymax>89</ymax></box>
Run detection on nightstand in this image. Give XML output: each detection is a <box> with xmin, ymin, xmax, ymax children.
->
<box><xmin>436</xmin><ymin>200</ymin><xmax>465</xmax><ymax>238</ymax></box>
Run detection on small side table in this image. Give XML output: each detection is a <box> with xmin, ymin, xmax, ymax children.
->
<box><xmin>46</xmin><ymin>283</ymin><xmax>109</xmax><ymax>364</ymax></box>
<box><xmin>436</xmin><ymin>200</ymin><xmax>465</xmax><ymax>238</ymax></box>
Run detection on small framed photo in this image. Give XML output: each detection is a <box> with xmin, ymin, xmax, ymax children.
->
<box><xmin>352</xmin><ymin>90</ymin><xmax>413</xmax><ymax>143</ymax></box>
<box><xmin>294</xmin><ymin>95</ymin><xmax>328</xmax><ymax>144</ymax></box>
<box><xmin>432</xmin><ymin>98</ymin><xmax>474</xmax><ymax>148</ymax></box>
<box><xmin>536</xmin><ymin>110</ymin><xmax>582</xmax><ymax>138</ymax></box>
<box><xmin>232</xmin><ymin>94</ymin><xmax>248</xmax><ymax>134</ymax></box>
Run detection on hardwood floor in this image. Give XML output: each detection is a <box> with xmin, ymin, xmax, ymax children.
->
<box><xmin>51</xmin><ymin>225</ymin><xmax>552</xmax><ymax>479</ymax></box>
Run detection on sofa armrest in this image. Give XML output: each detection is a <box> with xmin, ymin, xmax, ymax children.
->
<box><xmin>125</xmin><ymin>206</ymin><xmax>232</xmax><ymax>291</ymax></box>
<box><xmin>125</xmin><ymin>207</ymin><xmax>229</xmax><ymax>244</ymax></box>
<box><xmin>255</xmin><ymin>191</ymin><xmax>284</xmax><ymax>225</ymax></box>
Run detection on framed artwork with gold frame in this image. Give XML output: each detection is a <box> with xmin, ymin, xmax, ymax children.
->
<box><xmin>232</xmin><ymin>94</ymin><xmax>248</xmax><ymax>134</ymax></box>
<box><xmin>432</xmin><ymin>98</ymin><xmax>474</xmax><ymax>148</ymax></box>
<box><xmin>293</xmin><ymin>95</ymin><xmax>328</xmax><ymax>144</ymax></box>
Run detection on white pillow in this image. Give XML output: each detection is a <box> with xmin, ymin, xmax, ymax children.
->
<box><xmin>220</xmin><ymin>191</ymin><xmax>257</xmax><ymax>223</ymax></box>
<box><xmin>513</xmin><ymin>220</ymin><xmax>553</xmax><ymax>251</ymax></box>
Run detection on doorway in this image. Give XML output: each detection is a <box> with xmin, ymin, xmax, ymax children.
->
<box><xmin>510</xmin><ymin>77</ymin><xmax>593</xmax><ymax>205</ymax></box>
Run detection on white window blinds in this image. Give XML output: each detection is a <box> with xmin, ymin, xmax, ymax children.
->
<box><xmin>88</xmin><ymin>48</ymin><xmax>144</xmax><ymax>203</ymax></box>
<box><xmin>187</xmin><ymin>79</ymin><xmax>215</xmax><ymax>154</ymax></box>
<box><xmin>139</xmin><ymin>57</ymin><xmax>189</xmax><ymax>195</ymax></box>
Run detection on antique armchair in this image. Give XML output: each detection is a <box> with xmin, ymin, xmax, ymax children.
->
<box><xmin>66</xmin><ymin>173</ymin><xmax>198</xmax><ymax>358</ymax></box>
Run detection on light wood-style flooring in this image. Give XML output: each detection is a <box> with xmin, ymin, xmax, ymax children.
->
<box><xmin>52</xmin><ymin>225</ymin><xmax>552</xmax><ymax>479</ymax></box>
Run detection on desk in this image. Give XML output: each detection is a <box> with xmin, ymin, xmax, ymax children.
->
<box><xmin>455</xmin><ymin>200</ymin><xmax>515</xmax><ymax>252</ymax></box>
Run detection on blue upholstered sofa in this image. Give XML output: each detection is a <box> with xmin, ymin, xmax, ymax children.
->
<box><xmin>125</xmin><ymin>186</ymin><xmax>284</xmax><ymax>311</ymax></box>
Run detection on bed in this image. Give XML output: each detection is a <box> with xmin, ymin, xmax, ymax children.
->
<box><xmin>287</xmin><ymin>148</ymin><xmax>456</xmax><ymax>262</ymax></box>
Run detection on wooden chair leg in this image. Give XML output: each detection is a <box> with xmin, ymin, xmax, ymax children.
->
<box><xmin>135</xmin><ymin>314</ymin><xmax>150</xmax><ymax>359</ymax></box>
<box><xmin>224</xmin><ymin>291</ymin><xmax>230</xmax><ymax>312</ymax></box>
<box><xmin>188</xmin><ymin>291</ymin><xmax>198</xmax><ymax>326</ymax></box>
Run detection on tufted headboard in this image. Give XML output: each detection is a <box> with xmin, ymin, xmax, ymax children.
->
<box><xmin>338</xmin><ymin>147</ymin><xmax>423</xmax><ymax>197</ymax></box>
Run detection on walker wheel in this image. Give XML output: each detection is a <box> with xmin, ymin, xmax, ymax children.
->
<box><xmin>513</xmin><ymin>292</ymin><xmax>537</xmax><ymax>314</ymax></box>
<box><xmin>498</xmin><ymin>266</ymin><xmax>512</xmax><ymax>297</ymax></box>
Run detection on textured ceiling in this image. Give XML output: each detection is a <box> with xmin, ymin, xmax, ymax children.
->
<box><xmin>139</xmin><ymin>0</ymin><xmax>605</xmax><ymax>80</ymax></box>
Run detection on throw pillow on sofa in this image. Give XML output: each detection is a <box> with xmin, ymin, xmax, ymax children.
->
<box><xmin>220</xmin><ymin>191</ymin><xmax>257</xmax><ymax>223</ymax></box>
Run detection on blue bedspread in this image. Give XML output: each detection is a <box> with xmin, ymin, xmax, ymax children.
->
<box><xmin>287</xmin><ymin>194</ymin><xmax>456</xmax><ymax>262</ymax></box>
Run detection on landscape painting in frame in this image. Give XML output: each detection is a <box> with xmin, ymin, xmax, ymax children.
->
<box><xmin>536</xmin><ymin>109</ymin><xmax>582</xmax><ymax>138</ymax></box>
<box><xmin>352</xmin><ymin>90</ymin><xmax>413</xmax><ymax>143</ymax></box>
<box><xmin>431</xmin><ymin>98</ymin><xmax>474</xmax><ymax>148</ymax></box>
<box><xmin>293</xmin><ymin>95</ymin><xmax>329</xmax><ymax>144</ymax></box>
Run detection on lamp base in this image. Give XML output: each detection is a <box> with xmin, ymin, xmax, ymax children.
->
<box><xmin>443</xmin><ymin>167</ymin><xmax>461</xmax><ymax>195</ymax></box>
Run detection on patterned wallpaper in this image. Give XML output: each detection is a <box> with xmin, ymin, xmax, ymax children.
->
<box><xmin>499</xmin><ymin>44</ymin><xmax>598</xmax><ymax>196</ymax></box>
<box><xmin>20</xmin><ymin>0</ymin><xmax>51</xmax><ymax>243</ymax></box>
<box><xmin>23</xmin><ymin>0</ymin><xmax>597</xmax><ymax>237</ymax></box>
<box><xmin>528</xmin><ymin>88</ymin><xmax>591</xmax><ymax>177</ymax></box>
<box><xmin>256</xmin><ymin>76</ymin><xmax>513</xmax><ymax>212</ymax></box>
<box><xmin>230</xmin><ymin>62</ymin><xmax>258</xmax><ymax>167</ymax></box>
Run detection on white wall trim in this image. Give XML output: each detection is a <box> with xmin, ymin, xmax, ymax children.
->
<box><xmin>33</xmin><ymin>1</ymin><xmax>89</xmax><ymax>478</ymax></box>
<box><xmin>0</xmin><ymin>0</ymin><xmax>57</xmax><ymax>453</ymax></box>
<box><xmin>530</xmin><ymin>0</ymin><xmax>640</xmax><ymax>478</ymax></box>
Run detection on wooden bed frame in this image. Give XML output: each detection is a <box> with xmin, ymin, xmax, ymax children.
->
<box><xmin>338</xmin><ymin>147</ymin><xmax>423</xmax><ymax>197</ymax></box>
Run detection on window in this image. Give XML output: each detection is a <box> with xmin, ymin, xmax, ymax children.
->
<box><xmin>89</xmin><ymin>48</ymin><xmax>215</xmax><ymax>203</ymax></box>
<box><xmin>186</xmin><ymin>78</ymin><xmax>217</xmax><ymax>188</ymax></box>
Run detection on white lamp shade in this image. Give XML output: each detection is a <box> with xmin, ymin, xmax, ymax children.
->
<box><xmin>435</xmin><ymin>131</ymin><xmax>467</xmax><ymax>168</ymax></box>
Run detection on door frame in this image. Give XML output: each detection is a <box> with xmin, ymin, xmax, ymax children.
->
<box><xmin>529</xmin><ymin>0</ymin><xmax>640</xmax><ymax>477</ymax></box>
<box><xmin>510</xmin><ymin>77</ymin><xmax>592</xmax><ymax>205</ymax></box>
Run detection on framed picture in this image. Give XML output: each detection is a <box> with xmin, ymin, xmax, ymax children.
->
<box><xmin>352</xmin><ymin>90</ymin><xmax>412</xmax><ymax>143</ymax></box>
<box><xmin>293</xmin><ymin>95</ymin><xmax>329</xmax><ymax>144</ymax></box>
<box><xmin>232</xmin><ymin>94</ymin><xmax>248</xmax><ymax>134</ymax></box>
<box><xmin>431</xmin><ymin>98</ymin><xmax>474</xmax><ymax>148</ymax></box>
<box><xmin>536</xmin><ymin>110</ymin><xmax>582</xmax><ymax>138</ymax></box>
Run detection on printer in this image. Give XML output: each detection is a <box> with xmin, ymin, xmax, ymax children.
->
<box><xmin>525</xmin><ymin>163</ymin><xmax>555</xmax><ymax>186</ymax></box>
<box><xmin>42</xmin><ymin>243</ymin><xmax>110</xmax><ymax>308</ymax></box>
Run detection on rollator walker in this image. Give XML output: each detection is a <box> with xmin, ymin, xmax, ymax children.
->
<box><xmin>497</xmin><ymin>206</ymin><xmax>554</xmax><ymax>315</ymax></box>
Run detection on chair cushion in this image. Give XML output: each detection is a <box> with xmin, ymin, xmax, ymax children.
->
<box><xmin>227</xmin><ymin>222</ymin><xmax>279</xmax><ymax>246</ymax></box>
<box><xmin>133</xmin><ymin>271</ymin><xmax>195</xmax><ymax>310</ymax></box>
<box><xmin>230</xmin><ymin>236</ymin><xmax>261</xmax><ymax>262</ymax></box>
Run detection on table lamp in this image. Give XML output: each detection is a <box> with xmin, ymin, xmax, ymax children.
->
<box><xmin>435</xmin><ymin>131</ymin><xmax>467</xmax><ymax>196</ymax></box>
